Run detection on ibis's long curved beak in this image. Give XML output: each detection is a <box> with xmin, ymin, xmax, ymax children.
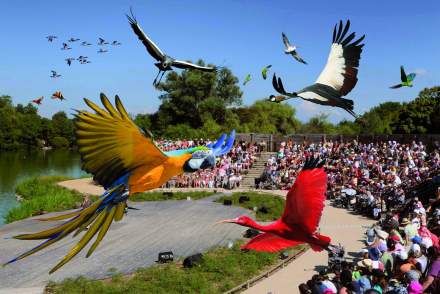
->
<box><xmin>215</xmin><ymin>218</ymin><xmax>238</xmax><ymax>225</ymax></box>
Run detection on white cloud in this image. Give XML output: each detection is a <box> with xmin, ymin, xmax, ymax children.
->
<box><xmin>413</xmin><ymin>68</ymin><xmax>428</xmax><ymax>76</ymax></box>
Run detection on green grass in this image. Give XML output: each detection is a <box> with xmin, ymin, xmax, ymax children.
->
<box><xmin>216</xmin><ymin>192</ymin><xmax>285</xmax><ymax>221</ymax></box>
<box><xmin>6</xmin><ymin>177</ymin><xmax>215</xmax><ymax>223</ymax></box>
<box><xmin>6</xmin><ymin>176</ymin><xmax>86</xmax><ymax>223</ymax></box>
<box><xmin>45</xmin><ymin>241</ymin><xmax>307</xmax><ymax>294</ymax></box>
<box><xmin>132</xmin><ymin>191</ymin><xmax>215</xmax><ymax>202</ymax></box>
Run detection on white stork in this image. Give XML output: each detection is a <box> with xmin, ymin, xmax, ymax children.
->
<box><xmin>272</xmin><ymin>20</ymin><xmax>365</xmax><ymax>119</ymax></box>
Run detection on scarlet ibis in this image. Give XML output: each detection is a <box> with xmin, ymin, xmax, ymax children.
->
<box><xmin>126</xmin><ymin>10</ymin><xmax>217</xmax><ymax>86</ymax></box>
<box><xmin>46</xmin><ymin>35</ymin><xmax>57</xmax><ymax>42</ymax></box>
<box><xmin>32</xmin><ymin>96</ymin><xmax>44</xmax><ymax>105</ymax></box>
<box><xmin>51</xmin><ymin>91</ymin><xmax>65</xmax><ymax>101</ymax></box>
<box><xmin>218</xmin><ymin>157</ymin><xmax>335</xmax><ymax>253</ymax></box>
<box><xmin>61</xmin><ymin>43</ymin><xmax>71</xmax><ymax>50</ymax></box>
<box><xmin>98</xmin><ymin>37</ymin><xmax>109</xmax><ymax>45</ymax></box>
<box><xmin>390</xmin><ymin>66</ymin><xmax>416</xmax><ymax>89</ymax></box>
<box><xmin>282</xmin><ymin>33</ymin><xmax>307</xmax><ymax>64</ymax></box>
<box><xmin>50</xmin><ymin>70</ymin><xmax>61</xmax><ymax>78</ymax></box>
<box><xmin>272</xmin><ymin>20</ymin><xmax>365</xmax><ymax>119</ymax></box>
<box><xmin>262</xmin><ymin>65</ymin><xmax>272</xmax><ymax>80</ymax></box>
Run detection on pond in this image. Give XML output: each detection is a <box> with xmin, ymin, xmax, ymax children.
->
<box><xmin>0</xmin><ymin>149</ymin><xmax>87</xmax><ymax>225</ymax></box>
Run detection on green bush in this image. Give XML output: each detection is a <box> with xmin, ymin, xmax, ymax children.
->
<box><xmin>216</xmin><ymin>192</ymin><xmax>285</xmax><ymax>221</ymax></box>
<box><xmin>50</xmin><ymin>136</ymin><xmax>70</xmax><ymax>148</ymax></box>
<box><xmin>132</xmin><ymin>191</ymin><xmax>214</xmax><ymax>202</ymax></box>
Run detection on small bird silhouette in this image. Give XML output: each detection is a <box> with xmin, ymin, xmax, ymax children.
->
<box><xmin>390</xmin><ymin>66</ymin><xmax>416</xmax><ymax>89</ymax></box>
<box><xmin>51</xmin><ymin>91</ymin><xmax>66</xmax><ymax>101</ymax></box>
<box><xmin>282</xmin><ymin>33</ymin><xmax>307</xmax><ymax>64</ymax></box>
<box><xmin>50</xmin><ymin>70</ymin><xmax>61</xmax><ymax>78</ymax></box>
<box><xmin>81</xmin><ymin>41</ymin><xmax>92</xmax><ymax>46</ymax></box>
<box><xmin>98</xmin><ymin>38</ymin><xmax>109</xmax><ymax>45</ymax></box>
<box><xmin>243</xmin><ymin>74</ymin><xmax>251</xmax><ymax>86</ymax></box>
<box><xmin>68</xmin><ymin>37</ymin><xmax>80</xmax><ymax>42</ymax></box>
<box><xmin>61</xmin><ymin>43</ymin><xmax>71</xmax><ymax>50</ymax></box>
<box><xmin>97</xmin><ymin>48</ymin><xmax>108</xmax><ymax>53</ymax></box>
<box><xmin>261</xmin><ymin>65</ymin><xmax>272</xmax><ymax>80</ymax></box>
<box><xmin>46</xmin><ymin>35</ymin><xmax>57</xmax><ymax>42</ymax></box>
<box><xmin>65</xmin><ymin>58</ymin><xmax>75</xmax><ymax>66</ymax></box>
<box><xmin>32</xmin><ymin>96</ymin><xmax>44</xmax><ymax>105</ymax></box>
<box><xmin>111</xmin><ymin>40</ymin><xmax>122</xmax><ymax>46</ymax></box>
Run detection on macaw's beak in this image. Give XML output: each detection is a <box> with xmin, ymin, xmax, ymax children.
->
<box><xmin>215</xmin><ymin>218</ymin><xmax>238</xmax><ymax>225</ymax></box>
<box><xmin>200</xmin><ymin>154</ymin><xmax>216</xmax><ymax>169</ymax></box>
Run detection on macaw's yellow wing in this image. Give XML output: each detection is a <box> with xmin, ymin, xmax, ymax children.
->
<box><xmin>75</xmin><ymin>93</ymin><xmax>167</xmax><ymax>188</ymax></box>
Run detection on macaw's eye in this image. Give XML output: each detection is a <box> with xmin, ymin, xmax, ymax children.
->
<box><xmin>192</xmin><ymin>150</ymin><xmax>212</xmax><ymax>159</ymax></box>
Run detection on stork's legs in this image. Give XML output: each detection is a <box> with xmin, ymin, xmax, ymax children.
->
<box><xmin>157</xmin><ymin>71</ymin><xmax>166</xmax><ymax>85</ymax></box>
<box><xmin>153</xmin><ymin>69</ymin><xmax>162</xmax><ymax>86</ymax></box>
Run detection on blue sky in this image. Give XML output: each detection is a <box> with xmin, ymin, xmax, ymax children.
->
<box><xmin>1</xmin><ymin>0</ymin><xmax>439</xmax><ymax>123</ymax></box>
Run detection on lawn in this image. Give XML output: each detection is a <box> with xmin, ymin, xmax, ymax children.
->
<box><xmin>216</xmin><ymin>192</ymin><xmax>285</xmax><ymax>221</ymax></box>
<box><xmin>5</xmin><ymin>176</ymin><xmax>215</xmax><ymax>223</ymax></box>
<box><xmin>45</xmin><ymin>241</ymin><xmax>306</xmax><ymax>294</ymax></box>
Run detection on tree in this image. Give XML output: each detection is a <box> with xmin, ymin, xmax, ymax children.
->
<box><xmin>360</xmin><ymin>102</ymin><xmax>402</xmax><ymax>134</ymax></box>
<box><xmin>393</xmin><ymin>87</ymin><xmax>440</xmax><ymax>133</ymax></box>
<box><xmin>51</xmin><ymin>112</ymin><xmax>74</xmax><ymax>146</ymax></box>
<box><xmin>153</xmin><ymin>61</ymin><xmax>242</xmax><ymax>133</ymax></box>
<box><xmin>234</xmin><ymin>100</ymin><xmax>301</xmax><ymax>134</ymax></box>
<box><xmin>299</xmin><ymin>113</ymin><xmax>337</xmax><ymax>134</ymax></box>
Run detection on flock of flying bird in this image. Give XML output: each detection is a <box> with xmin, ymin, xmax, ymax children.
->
<box><xmin>35</xmin><ymin>13</ymin><xmax>417</xmax><ymax>120</ymax></box>
<box><xmin>32</xmin><ymin>36</ymin><xmax>122</xmax><ymax>106</ymax></box>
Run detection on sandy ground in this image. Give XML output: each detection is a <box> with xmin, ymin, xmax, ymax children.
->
<box><xmin>243</xmin><ymin>202</ymin><xmax>376</xmax><ymax>294</ymax></box>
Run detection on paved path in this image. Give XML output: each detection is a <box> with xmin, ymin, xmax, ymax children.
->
<box><xmin>0</xmin><ymin>194</ymin><xmax>250</xmax><ymax>289</ymax></box>
<box><xmin>243</xmin><ymin>202</ymin><xmax>376</xmax><ymax>294</ymax></box>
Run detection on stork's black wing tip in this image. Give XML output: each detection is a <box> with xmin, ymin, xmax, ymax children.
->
<box><xmin>303</xmin><ymin>156</ymin><xmax>326</xmax><ymax>170</ymax></box>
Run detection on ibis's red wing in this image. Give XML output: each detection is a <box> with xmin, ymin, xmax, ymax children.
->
<box><xmin>282</xmin><ymin>168</ymin><xmax>327</xmax><ymax>234</ymax></box>
<box><xmin>241</xmin><ymin>233</ymin><xmax>304</xmax><ymax>252</ymax></box>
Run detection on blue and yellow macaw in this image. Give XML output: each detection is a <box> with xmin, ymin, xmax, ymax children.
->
<box><xmin>4</xmin><ymin>93</ymin><xmax>235</xmax><ymax>273</ymax></box>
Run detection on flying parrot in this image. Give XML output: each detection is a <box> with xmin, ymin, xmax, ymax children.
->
<box><xmin>243</xmin><ymin>74</ymin><xmax>251</xmax><ymax>86</ymax></box>
<box><xmin>4</xmin><ymin>93</ymin><xmax>235</xmax><ymax>273</ymax></box>
<box><xmin>261</xmin><ymin>65</ymin><xmax>272</xmax><ymax>80</ymax></box>
<box><xmin>390</xmin><ymin>66</ymin><xmax>416</xmax><ymax>89</ymax></box>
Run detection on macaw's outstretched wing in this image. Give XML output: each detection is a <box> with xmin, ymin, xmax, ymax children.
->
<box><xmin>407</xmin><ymin>73</ymin><xmax>416</xmax><ymax>82</ymax></box>
<box><xmin>281</xmin><ymin>157</ymin><xmax>327</xmax><ymax>234</ymax></box>
<box><xmin>75</xmin><ymin>93</ymin><xmax>167</xmax><ymax>189</ymax></box>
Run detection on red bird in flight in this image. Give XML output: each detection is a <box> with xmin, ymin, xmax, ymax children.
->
<box><xmin>32</xmin><ymin>96</ymin><xmax>44</xmax><ymax>105</ymax></box>
<box><xmin>218</xmin><ymin>157</ymin><xmax>335</xmax><ymax>252</ymax></box>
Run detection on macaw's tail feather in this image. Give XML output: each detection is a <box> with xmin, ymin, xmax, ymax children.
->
<box><xmin>3</xmin><ymin>184</ymin><xmax>128</xmax><ymax>274</ymax></box>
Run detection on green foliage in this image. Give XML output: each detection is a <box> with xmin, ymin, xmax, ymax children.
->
<box><xmin>299</xmin><ymin>113</ymin><xmax>337</xmax><ymax>134</ymax></box>
<box><xmin>46</xmin><ymin>240</ymin><xmax>306</xmax><ymax>294</ymax></box>
<box><xmin>393</xmin><ymin>87</ymin><xmax>440</xmax><ymax>134</ymax></box>
<box><xmin>51</xmin><ymin>137</ymin><xmax>70</xmax><ymax>148</ymax></box>
<box><xmin>0</xmin><ymin>96</ymin><xmax>75</xmax><ymax>151</ymax></box>
<box><xmin>217</xmin><ymin>192</ymin><xmax>285</xmax><ymax>221</ymax></box>
<box><xmin>132</xmin><ymin>191</ymin><xmax>215</xmax><ymax>201</ymax></box>
<box><xmin>360</xmin><ymin>102</ymin><xmax>402</xmax><ymax>134</ymax></box>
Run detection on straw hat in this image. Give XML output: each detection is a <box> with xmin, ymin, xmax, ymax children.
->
<box><xmin>401</xmin><ymin>218</ymin><xmax>411</xmax><ymax>225</ymax></box>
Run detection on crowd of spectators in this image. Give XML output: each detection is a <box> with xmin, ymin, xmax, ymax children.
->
<box><xmin>265</xmin><ymin>139</ymin><xmax>440</xmax><ymax>294</ymax></box>
<box><xmin>154</xmin><ymin>139</ymin><xmax>257</xmax><ymax>189</ymax></box>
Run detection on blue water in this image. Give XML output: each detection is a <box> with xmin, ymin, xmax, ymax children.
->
<box><xmin>0</xmin><ymin>149</ymin><xmax>87</xmax><ymax>225</ymax></box>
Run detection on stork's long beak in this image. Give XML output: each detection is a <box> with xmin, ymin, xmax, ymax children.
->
<box><xmin>215</xmin><ymin>218</ymin><xmax>238</xmax><ymax>225</ymax></box>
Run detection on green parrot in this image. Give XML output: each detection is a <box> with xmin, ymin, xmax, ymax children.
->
<box><xmin>261</xmin><ymin>65</ymin><xmax>272</xmax><ymax>80</ymax></box>
<box><xmin>243</xmin><ymin>74</ymin><xmax>251</xmax><ymax>86</ymax></box>
<box><xmin>390</xmin><ymin>66</ymin><xmax>416</xmax><ymax>89</ymax></box>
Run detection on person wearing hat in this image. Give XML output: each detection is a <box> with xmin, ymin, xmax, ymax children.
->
<box><xmin>390</xmin><ymin>235</ymin><xmax>405</xmax><ymax>253</ymax></box>
<box><xmin>402</xmin><ymin>217</ymin><xmax>419</xmax><ymax>245</ymax></box>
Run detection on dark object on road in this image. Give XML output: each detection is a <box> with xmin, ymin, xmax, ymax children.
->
<box><xmin>157</xmin><ymin>251</ymin><xmax>174</xmax><ymax>263</ymax></box>
<box><xmin>183</xmin><ymin>253</ymin><xmax>203</xmax><ymax>268</ymax></box>
<box><xmin>223</xmin><ymin>199</ymin><xmax>232</xmax><ymax>206</ymax></box>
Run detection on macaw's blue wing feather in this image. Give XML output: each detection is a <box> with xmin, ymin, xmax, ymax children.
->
<box><xmin>210</xmin><ymin>133</ymin><xmax>227</xmax><ymax>150</ymax></box>
<box><xmin>407</xmin><ymin>73</ymin><xmax>416</xmax><ymax>82</ymax></box>
<box><xmin>212</xmin><ymin>130</ymin><xmax>235</xmax><ymax>156</ymax></box>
